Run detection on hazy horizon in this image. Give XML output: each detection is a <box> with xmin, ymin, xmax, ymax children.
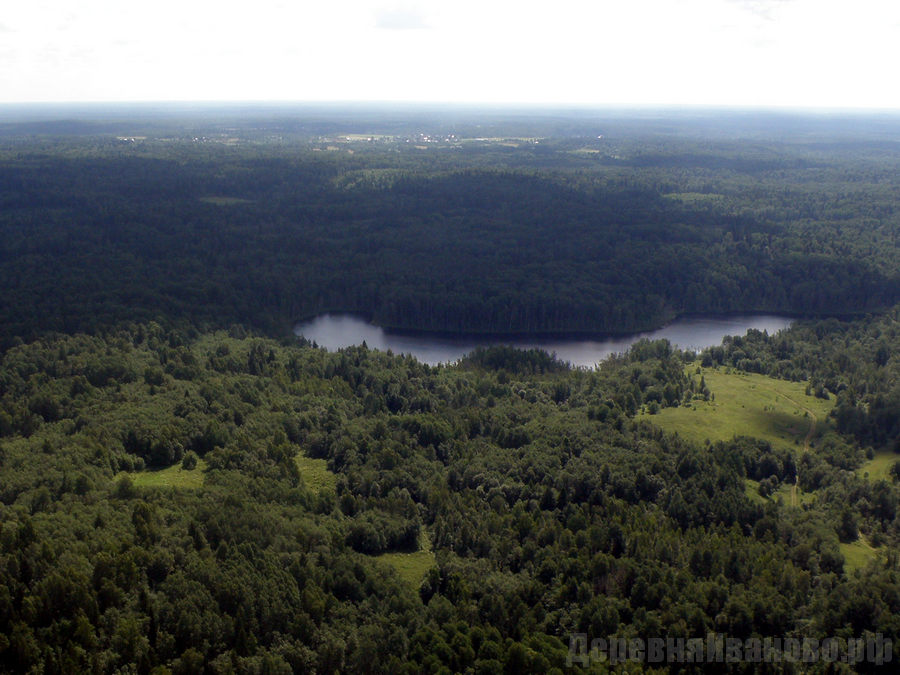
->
<box><xmin>2</xmin><ymin>1</ymin><xmax>899</xmax><ymax>110</ymax></box>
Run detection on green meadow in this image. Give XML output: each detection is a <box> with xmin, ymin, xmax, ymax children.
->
<box><xmin>295</xmin><ymin>453</ymin><xmax>337</xmax><ymax>493</ymax></box>
<box><xmin>642</xmin><ymin>367</ymin><xmax>834</xmax><ymax>452</ymax></box>
<box><xmin>839</xmin><ymin>536</ymin><xmax>881</xmax><ymax>573</ymax></box>
<box><xmin>374</xmin><ymin>531</ymin><xmax>436</xmax><ymax>589</ymax></box>
<box><xmin>744</xmin><ymin>477</ymin><xmax>815</xmax><ymax>507</ymax></box>
<box><xmin>123</xmin><ymin>459</ymin><xmax>208</xmax><ymax>489</ymax></box>
<box><xmin>857</xmin><ymin>450</ymin><xmax>899</xmax><ymax>482</ymax></box>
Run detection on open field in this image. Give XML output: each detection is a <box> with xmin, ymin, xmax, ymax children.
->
<box><xmin>744</xmin><ymin>478</ymin><xmax>815</xmax><ymax>507</ymax></box>
<box><xmin>123</xmin><ymin>459</ymin><xmax>208</xmax><ymax>489</ymax></box>
<box><xmin>296</xmin><ymin>453</ymin><xmax>337</xmax><ymax>493</ymax></box>
<box><xmin>840</xmin><ymin>536</ymin><xmax>881</xmax><ymax>573</ymax></box>
<box><xmin>123</xmin><ymin>453</ymin><xmax>335</xmax><ymax>493</ymax></box>
<box><xmin>375</xmin><ymin>531</ymin><xmax>436</xmax><ymax>588</ymax></box>
<box><xmin>642</xmin><ymin>367</ymin><xmax>834</xmax><ymax>452</ymax></box>
<box><xmin>743</xmin><ymin>479</ymin><xmax>768</xmax><ymax>504</ymax></box>
<box><xmin>857</xmin><ymin>450</ymin><xmax>899</xmax><ymax>482</ymax></box>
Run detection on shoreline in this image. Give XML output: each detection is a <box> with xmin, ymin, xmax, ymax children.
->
<box><xmin>292</xmin><ymin>310</ymin><xmax>822</xmax><ymax>344</ymax></box>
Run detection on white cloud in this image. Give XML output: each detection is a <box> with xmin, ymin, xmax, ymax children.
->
<box><xmin>0</xmin><ymin>0</ymin><xmax>897</xmax><ymax>108</ymax></box>
<box><xmin>375</xmin><ymin>7</ymin><xmax>430</xmax><ymax>30</ymax></box>
<box><xmin>726</xmin><ymin>0</ymin><xmax>794</xmax><ymax>20</ymax></box>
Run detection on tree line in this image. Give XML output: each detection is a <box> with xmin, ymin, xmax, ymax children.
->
<box><xmin>2</xmin><ymin>134</ymin><xmax>900</xmax><ymax>347</ymax></box>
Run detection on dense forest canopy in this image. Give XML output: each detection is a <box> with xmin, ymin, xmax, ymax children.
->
<box><xmin>2</xmin><ymin>106</ymin><xmax>900</xmax><ymax>344</ymax></box>
<box><xmin>0</xmin><ymin>321</ymin><xmax>898</xmax><ymax>673</ymax></box>
<box><xmin>1</xmin><ymin>106</ymin><xmax>899</xmax><ymax>672</ymax></box>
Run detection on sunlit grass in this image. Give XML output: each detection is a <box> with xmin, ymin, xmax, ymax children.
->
<box><xmin>375</xmin><ymin>531</ymin><xmax>436</xmax><ymax>589</ymax></box>
<box><xmin>743</xmin><ymin>479</ymin><xmax>768</xmax><ymax>504</ymax></box>
<box><xmin>840</xmin><ymin>536</ymin><xmax>880</xmax><ymax>573</ymax></box>
<box><xmin>744</xmin><ymin>478</ymin><xmax>814</xmax><ymax>507</ymax></box>
<box><xmin>857</xmin><ymin>450</ymin><xmax>899</xmax><ymax>483</ymax></box>
<box><xmin>123</xmin><ymin>459</ymin><xmax>208</xmax><ymax>489</ymax></box>
<box><xmin>296</xmin><ymin>453</ymin><xmax>337</xmax><ymax>493</ymax></box>
<box><xmin>642</xmin><ymin>367</ymin><xmax>834</xmax><ymax>452</ymax></box>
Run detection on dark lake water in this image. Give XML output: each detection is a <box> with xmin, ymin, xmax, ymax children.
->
<box><xmin>294</xmin><ymin>314</ymin><xmax>794</xmax><ymax>368</ymax></box>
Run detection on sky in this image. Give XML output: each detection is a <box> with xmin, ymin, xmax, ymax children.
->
<box><xmin>1</xmin><ymin>0</ymin><xmax>898</xmax><ymax>109</ymax></box>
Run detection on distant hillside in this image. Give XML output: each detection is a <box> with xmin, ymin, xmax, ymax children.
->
<box><xmin>2</xmin><ymin>122</ymin><xmax>900</xmax><ymax>345</ymax></box>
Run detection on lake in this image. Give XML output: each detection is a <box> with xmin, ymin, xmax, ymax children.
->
<box><xmin>294</xmin><ymin>314</ymin><xmax>794</xmax><ymax>368</ymax></box>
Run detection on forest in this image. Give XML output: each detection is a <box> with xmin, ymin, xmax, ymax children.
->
<box><xmin>2</xmin><ymin>107</ymin><xmax>900</xmax><ymax>344</ymax></box>
<box><xmin>1</xmin><ymin>106</ymin><xmax>899</xmax><ymax>672</ymax></box>
<box><xmin>1</xmin><ymin>321</ymin><xmax>899</xmax><ymax>673</ymax></box>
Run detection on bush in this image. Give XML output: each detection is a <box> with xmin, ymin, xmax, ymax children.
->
<box><xmin>182</xmin><ymin>451</ymin><xmax>199</xmax><ymax>471</ymax></box>
<box><xmin>114</xmin><ymin>475</ymin><xmax>136</xmax><ymax>499</ymax></box>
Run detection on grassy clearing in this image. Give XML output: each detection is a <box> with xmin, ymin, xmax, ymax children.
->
<box><xmin>199</xmin><ymin>196</ymin><xmax>252</xmax><ymax>206</ymax></box>
<box><xmin>744</xmin><ymin>478</ymin><xmax>814</xmax><ymax>507</ymax></box>
<box><xmin>777</xmin><ymin>482</ymin><xmax>815</xmax><ymax>507</ymax></box>
<box><xmin>375</xmin><ymin>531</ymin><xmax>436</xmax><ymax>589</ymax></box>
<box><xmin>295</xmin><ymin>453</ymin><xmax>337</xmax><ymax>494</ymax></box>
<box><xmin>642</xmin><ymin>367</ymin><xmax>834</xmax><ymax>452</ymax></box>
<box><xmin>743</xmin><ymin>479</ymin><xmax>768</xmax><ymax>504</ymax></box>
<box><xmin>124</xmin><ymin>459</ymin><xmax>208</xmax><ymax>489</ymax></box>
<box><xmin>857</xmin><ymin>450</ymin><xmax>899</xmax><ymax>482</ymax></box>
<box><xmin>840</xmin><ymin>536</ymin><xmax>880</xmax><ymax>573</ymax></box>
